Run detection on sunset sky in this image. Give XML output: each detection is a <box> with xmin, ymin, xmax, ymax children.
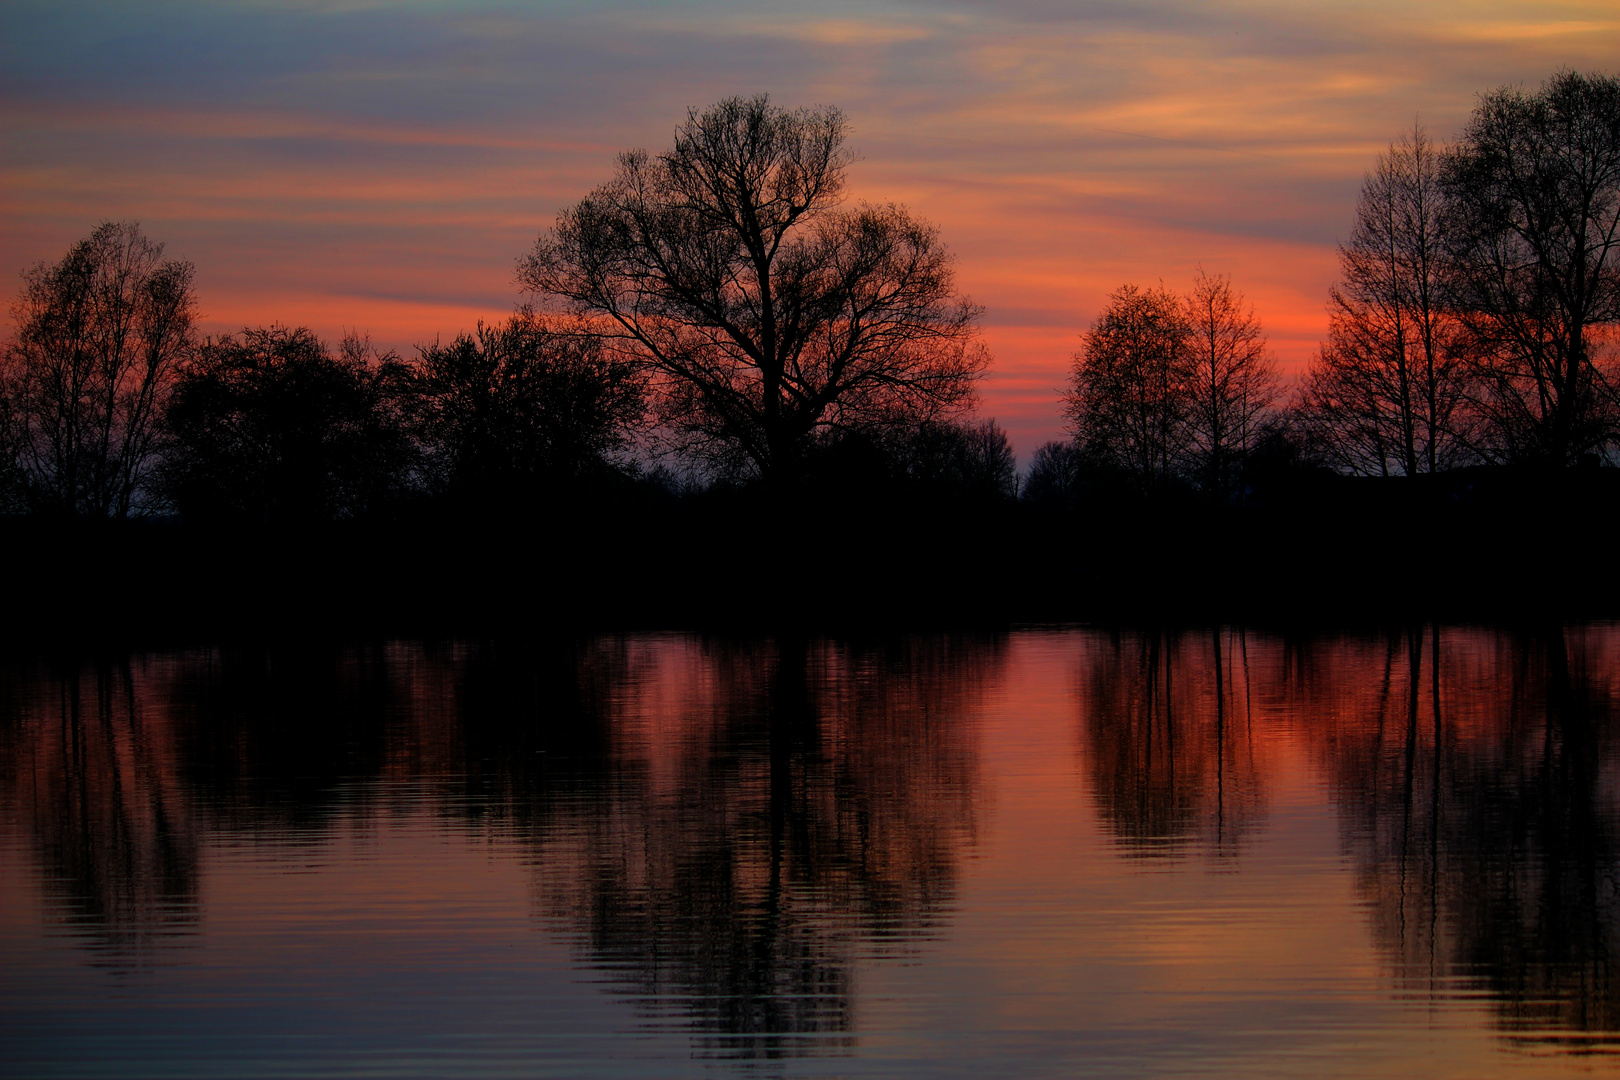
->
<box><xmin>3</xmin><ymin>1</ymin><xmax>1617</xmax><ymax>456</ymax></box>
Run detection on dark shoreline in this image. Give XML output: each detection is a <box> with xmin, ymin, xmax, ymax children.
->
<box><xmin>6</xmin><ymin>465</ymin><xmax>1619</xmax><ymax>646</ymax></box>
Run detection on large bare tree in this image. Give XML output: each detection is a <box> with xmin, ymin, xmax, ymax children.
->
<box><xmin>1443</xmin><ymin>70</ymin><xmax>1620</xmax><ymax>465</ymax></box>
<box><xmin>3</xmin><ymin>221</ymin><xmax>196</xmax><ymax>517</ymax></box>
<box><xmin>1182</xmin><ymin>269</ymin><xmax>1279</xmax><ymax>500</ymax></box>
<box><xmin>1302</xmin><ymin>124</ymin><xmax>1470</xmax><ymax>477</ymax></box>
<box><xmin>518</xmin><ymin>95</ymin><xmax>988</xmax><ymax>486</ymax></box>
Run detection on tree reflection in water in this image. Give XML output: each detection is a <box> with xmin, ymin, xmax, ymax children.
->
<box><xmin>0</xmin><ymin>656</ymin><xmax>200</xmax><ymax>967</ymax></box>
<box><xmin>1078</xmin><ymin>628</ymin><xmax>1270</xmax><ymax>861</ymax></box>
<box><xmin>9</xmin><ymin>628</ymin><xmax>1620</xmax><ymax>1058</ymax></box>
<box><xmin>480</xmin><ymin>635</ymin><xmax>995</xmax><ymax>1059</ymax></box>
<box><xmin>1078</xmin><ymin>625</ymin><xmax>1620</xmax><ymax>1050</ymax></box>
<box><xmin>1304</xmin><ymin>626</ymin><xmax>1620</xmax><ymax>1051</ymax></box>
<box><xmin>0</xmin><ymin>635</ymin><xmax>994</xmax><ymax>1061</ymax></box>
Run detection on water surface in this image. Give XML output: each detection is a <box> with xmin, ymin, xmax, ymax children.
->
<box><xmin>3</xmin><ymin>627</ymin><xmax>1618</xmax><ymax>1077</ymax></box>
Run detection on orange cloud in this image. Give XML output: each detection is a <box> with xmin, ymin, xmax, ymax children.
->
<box><xmin>3</xmin><ymin>0</ymin><xmax>1617</xmax><ymax>456</ymax></box>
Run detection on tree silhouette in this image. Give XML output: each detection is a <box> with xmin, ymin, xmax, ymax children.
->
<box><xmin>889</xmin><ymin>418</ymin><xmax>1017</xmax><ymax>500</ymax></box>
<box><xmin>1302</xmin><ymin>124</ymin><xmax>1472</xmax><ymax>476</ymax></box>
<box><xmin>1443</xmin><ymin>70</ymin><xmax>1620</xmax><ymax>465</ymax></box>
<box><xmin>1020</xmin><ymin>439</ymin><xmax>1085</xmax><ymax>508</ymax></box>
<box><xmin>2</xmin><ymin>221</ymin><xmax>196</xmax><ymax>518</ymax></box>
<box><xmin>0</xmin><ymin>383</ymin><xmax>25</xmax><ymax>514</ymax></box>
<box><xmin>1065</xmin><ymin>283</ymin><xmax>1193</xmax><ymax>494</ymax></box>
<box><xmin>160</xmin><ymin>326</ymin><xmax>413</xmax><ymax>523</ymax></box>
<box><xmin>519</xmin><ymin>95</ymin><xmax>989</xmax><ymax>488</ymax></box>
<box><xmin>409</xmin><ymin>309</ymin><xmax>646</xmax><ymax>505</ymax></box>
<box><xmin>1182</xmin><ymin>269</ymin><xmax>1279</xmax><ymax>501</ymax></box>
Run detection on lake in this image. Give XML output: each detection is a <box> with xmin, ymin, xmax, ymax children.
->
<box><xmin>3</xmin><ymin>626</ymin><xmax>1617</xmax><ymax>1078</ymax></box>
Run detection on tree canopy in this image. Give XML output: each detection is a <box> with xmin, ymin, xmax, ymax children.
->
<box><xmin>3</xmin><ymin>221</ymin><xmax>196</xmax><ymax>518</ymax></box>
<box><xmin>160</xmin><ymin>326</ymin><xmax>413</xmax><ymax>524</ymax></box>
<box><xmin>1066</xmin><ymin>283</ymin><xmax>1195</xmax><ymax>494</ymax></box>
<box><xmin>519</xmin><ymin>94</ymin><xmax>989</xmax><ymax>487</ymax></box>
<box><xmin>409</xmin><ymin>310</ymin><xmax>646</xmax><ymax>503</ymax></box>
<box><xmin>1442</xmin><ymin>69</ymin><xmax>1620</xmax><ymax>465</ymax></box>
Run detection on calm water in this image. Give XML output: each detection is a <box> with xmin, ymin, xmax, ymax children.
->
<box><xmin>3</xmin><ymin>628</ymin><xmax>1618</xmax><ymax>1078</ymax></box>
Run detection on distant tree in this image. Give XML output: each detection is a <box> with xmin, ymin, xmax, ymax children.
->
<box><xmin>519</xmin><ymin>94</ymin><xmax>989</xmax><ymax>488</ymax></box>
<box><xmin>802</xmin><ymin>417</ymin><xmax>1016</xmax><ymax>502</ymax></box>
<box><xmin>1243</xmin><ymin>411</ymin><xmax>1327</xmax><ymax>495</ymax></box>
<box><xmin>1065</xmin><ymin>283</ymin><xmax>1193</xmax><ymax>493</ymax></box>
<box><xmin>1302</xmin><ymin>124</ymin><xmax>1471</xmax><ymax>476</ymax></box>
<box><xmin>1182</xmin><ymin>269</ymin><xmax>1280</xmax><ymax>500</ymax></box>
<box><xmin>1443</xmin><ymin>70</ymin><xmax>1620</xmax><ymax>465</ymax></box>
<box><xmin>160</xmin><ymin>326</ymin><xmax>413</xmax><ymax>523</ymax></box>
<box><xmin>2</xmin><ymin>221</ymin><xmax>196</xmax><ymax>517</ymax></box>
<box><xmin>410</xmin><ymin>310</ymin><xmax>646</xmax><ymax>503</ymax></box>
<box><xmin>1021</xmin><ymin>439</ymin><xmax>1085</xmax><ymax>508</ymax></box>
<box><xmin>893</xmin><ymin>418</ymin><xmax>1017</xmax><ymax>499</ymax></box>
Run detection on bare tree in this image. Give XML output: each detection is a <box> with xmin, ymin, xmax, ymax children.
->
<box><xmin>1298</xmin><ymin>341</ymin><xmax>1402</xmax><ymax>476</ymax></box>
<box><xmin>1182</xmin><ymin>269</ymin><xmax>1280</xmax><ymax>500</ymax></box>
<box><xmin>1302</xmin><ymin>124</ymin><xmax>1471</xmax><ymax>476</ymax></box>
<box><xmin>1443</xmin><ymin>70</ymin><xmax>1620</xmax><ymax>465</ymax></box>
<box><xmin>3</xmin><ymin>221</ymin><xmax>196</xmax><ymax>517</ymax></box>
<box><xmin>518</xmin><ymin>95</ymin><xmax>989</xmax><ymax>488</ymax></box>
<box><xmin>1065</xmin><ymin>283</ymin><xmax>1192</xmax><ymax>493</ymax></box>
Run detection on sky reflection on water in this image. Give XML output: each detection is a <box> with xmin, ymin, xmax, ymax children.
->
<box><xmin>2</xmin><ymin>627</ymin><xmax>1618</xmax><ymax>1077</ymax></box>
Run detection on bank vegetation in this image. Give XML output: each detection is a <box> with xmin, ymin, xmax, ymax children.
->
<box><xmin>3</xmin><ymin>74</ymin><xmax>1618</xmax><ymax>626</ymax></box>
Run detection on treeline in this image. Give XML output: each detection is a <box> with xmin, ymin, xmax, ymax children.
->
<box><xmin>0</xmin><ymin>95</ymin><xmax>1022</xmax><ymax>526</ymax></box>
<box><xmin>1036</xmin><ymin>69</ymin><xmax>1620</xmax><ymax>507</ymax></box>
<box><xmin>1</xmin><ymin>74</ymin><xmax>1618</xmax><ymax>626</ymax></box>
<box><xmin>0</xmin><ymin>233</ymin><xmax>1018</xmax><ymax>525</ymax></box>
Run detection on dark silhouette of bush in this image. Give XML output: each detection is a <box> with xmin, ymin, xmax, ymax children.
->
<box><xmin>893</xmin><ymin>419</ymin><xmax>1016</xmax><ymax>500</ymax></box>
<box><xmin>1019</xmin><ymin>437</ymin><xmax>1164</xmax><ymax>513</ymax></box>
<box><xmin>802</xmin><ymin>418</ymin><xmax>1015</xmax><ymax>503</ymax></box>
<box><xmin>159</xmin><ymin>326</ymin><xmax>413</xmax><ymax>524</ymax></box>
<box><xmin>1022</xmin><ymin>440</ymin><xmax>1081</xmax><ymax>508</ymax></box>
<box><xmin>408</xmin><ymin>310</ymin><xmax>646</xmax><ymax>507</ymax></box>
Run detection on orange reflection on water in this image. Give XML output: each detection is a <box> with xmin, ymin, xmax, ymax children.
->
<box><xmin>3</xmin><ymin>627</ymin><xmax>1619</xmax><ymax>1076</ymax></box>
